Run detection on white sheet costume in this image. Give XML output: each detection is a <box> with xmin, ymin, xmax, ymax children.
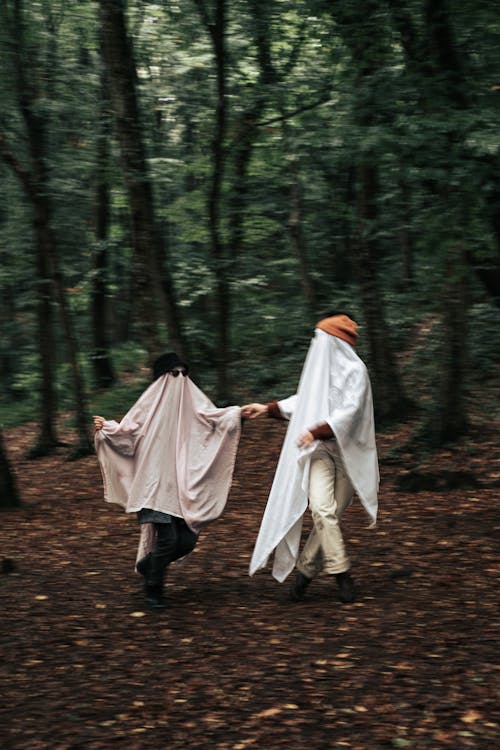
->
<box><xmin>249</xmin><ymin>327</ymin><xmax>379</xmax><ymax>582</ymax></box>
<box><xmin>95</xmin><ymin>373</ymin><xmax>241</xmax><ymax>564</ymax></box>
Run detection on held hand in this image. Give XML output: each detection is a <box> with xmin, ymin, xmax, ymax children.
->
<box><xmin>241</xmin><ymin>403</ymin><xmax>268</xmax><ymax>419</ymax></box>
<box><xmin>297</xmin><ymin>430</ymin><xmax>315</xmax><ymax>449</ymax></box>
<box><xmin>93</xmin><ymin>415</ymin><xmax>105</xmax><ymax>431</ymax></box>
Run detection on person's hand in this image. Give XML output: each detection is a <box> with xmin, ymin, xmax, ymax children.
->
<box><xmin>241</xmin><ymin>403</ymin><xmax>268</xmax><ymax>419</ymax></box>
<box><xmin>93</xmin><ymin>415</ymin><xmax>105</xmax><ymax>431</ymax></box>
<box><xmin>297</xmin><ymin>430</ymin><xmax>315</xmax><ymax>449</ymax></box>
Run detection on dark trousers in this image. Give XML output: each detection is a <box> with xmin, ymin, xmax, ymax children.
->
<box><xmin>146</xmin><ymin>518</ymin><xmax>198</xmax><ymax>593</ymax></box>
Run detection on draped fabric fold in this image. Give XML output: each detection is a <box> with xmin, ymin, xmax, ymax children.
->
<box><xmin>95</xmin><ymin>374</ymin><xmax>241</xmax><ymax>537</ymax></box>
<box><xmin>249</xmin><ymin>329</ymin><xmax>379</xmax><ymax>582</ymax></box>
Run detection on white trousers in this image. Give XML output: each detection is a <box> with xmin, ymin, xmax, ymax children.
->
<box><xmin>297</xmin><ymin>441</ymin><xmax>354</xmax><ymax>578</ymax></box>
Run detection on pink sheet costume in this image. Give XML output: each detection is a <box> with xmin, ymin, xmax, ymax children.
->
<box><xmin>95</xmin><ymin>353</ymin><xmax>241</xmax><ymax>608</ymax></box>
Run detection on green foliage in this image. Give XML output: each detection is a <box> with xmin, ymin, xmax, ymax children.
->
<box><xmin>0</xmin><ymin>0</ymin><xmax>499</xmax><ymax>436</ymax></box>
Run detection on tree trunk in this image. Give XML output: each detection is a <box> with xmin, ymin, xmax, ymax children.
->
<box><xmin>354</xmin><ymin>163</ymin><xmax>409</xmax><ymax>421</ymax></box>
<box><xmin>7</xmin><ymin>0</ymin><xmax>59</xmax><ymax>455</ymax></box>
<box><xmin>424</xmin><ymin>0</ymin><xmax>469</xmax><ymax>442</ymax></box>
<box><xmin>12</xmin><ymin>0</ymin><xmax>92</xmax><ymax>457</ymax></box>
<box><xmin>434</xmin><ymin>245</ymin><xmax>468</xmax><ymax>444</ymax></box>
<box><xmin>398</xmin><ymin>174</ymin><xmax>415</xmax><ymax>287</ymax></box>
<box><xmin>194</xmin><ymin>0</ymin><xmax>229</xmax><ymax>401</ymax></box>
<box><xmin>331</xmin><ymin>0</ymin><xmax>409</xmax><ymax>421</ymax></box>
<box><xmin>389</xmin><ymin>0</ymin><xmax>473</xmax><ymax>441</ymax></box>
<box><xmin>470</xmin><ymin>153</ymin><xmax>500</xmax><ymax>307</ymax></box>
<box><xmin>111</xmin><ymin>206</ymin><xmax>134</xmax><ymax>343</ymax></box>
<box><xmin>286</xmin><ymin>157</ymin><xmax>317</xmax><ymax>312</ymax></box>
<box><xmin>92</xmin><ymin>48</ymin><xmax>116</xmax><ymax>389</ymax></box>
<box><xmin>250</xmin><ymin>0</ymin><xmax>317</xmax><ymax>313</ymax></box>
<box><xmin>32</xmin><ymin>201</ymin><xmax>60</xmax><ymax>456</ymax></box>
<box><xmin>1</xmin><ymin>144</ymin><xmax>60</xmax><ymax>458</ymax></box>
<box><xmin>0</xmin><ymin>284</ymin><xmax>20</xmax><ymax>399</ymax></box>
<box><xmin>208</xmin><ymin>0</ymin><xmax>228</xmax><ymax>401</ymax></box>
<box><xmin>33</xmin><ymin>185</ymin><xmax>93</xmax><ymax>457</ymax></box>
<box><xmin>98</xmin><ymin>0</ymin><xmax>187</xmax><ymax>363</ymax></box>
<box><xmin>487</xmin><ymin>158</ymin><xmax>500</xmax><ymax>291</ymax></box>
<box><xmin>0</xmin><ymin>430</ymin><xmax>20</xmax><ymax>509</ymax></box>
<box><xmin>51</xmin><ymin>253</ymin><xmax>94</xmax><ymax>457</ymax></box>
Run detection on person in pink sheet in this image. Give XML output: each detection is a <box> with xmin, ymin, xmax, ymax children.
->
<box><xmin>94</xmin><ymin>352</ymin><xmax>241</xmax><ymax>609</ymax></box>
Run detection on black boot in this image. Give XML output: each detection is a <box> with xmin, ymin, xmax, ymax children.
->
<box><xmin>144</xmin><ymin>584</ymin><xmax>167</xmax><ymax>609</ymax></box>
<box><xmin>336</xmin><ymin>571</ymin><xmax>355</xmax><ymax>603</ymax></box>
<box><xmin>289</xmin><ymin>571</ymin><xmax>311</xmax><ymax>601</ymax></box>
<box><xmin>142</xmin><ymin>522</ymin><xmax>176</xmax><ymax>609</ymax></box>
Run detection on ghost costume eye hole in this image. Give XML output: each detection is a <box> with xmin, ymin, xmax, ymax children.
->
<box><xmin>152</xmin><ymin>353</ymin><xmax>189</xmax><ymax>381</ymax></box>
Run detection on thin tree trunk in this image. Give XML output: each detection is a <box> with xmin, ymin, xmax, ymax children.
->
<box><xmin>98</xmin><ymin>0</ymin><xmax>187</xmax><ymax>363</ymax></box>
<box><xmin>467</xmin><ymin>154</ymin><xmax>500</xmax><ymax>307</ymax></box>
<box><xmin>228</xmin><ymin>117</ymin><xmax>254</xmax><ymax>262</ymax></box>
<box><xmin>398</xmin><ymin>174</ymin><xmax>415</xmax><ymax>287</ymax></box>
<box><xmin>354</xmin><ymin>163</ymin><xmax>409</xmax><ymax>420</ymax></box>
<box><xmin>250</xmin><ymin>0</ymin><xmax>317</xmax><ymax>312</ymax></box>
<box><xmin>12</xmin><ymin>0</ymin><xmax>92</xmax><ymax>457</ymax></box>
<box><xmin>92</xmin><ymin>48</ymin><xmax>116</xmax><ymax>389</ymax></box>
<box><xmin>424</xmin><ymin>0</ymin><xmax>469</xmax><ymax>442</ymax></box>
<box><xmin>487</xmin><ymin>159</ymin><xmax>500</xmax><ymax>277</ymax></box>
<box><xmin>286</xmin><ymin>157</ymin><xmax>317</xmax><ymax>311</ymax></box>
<box><xmin>0</xmin><ymin>430</ymin><xmax>20</xmax><ymax>509</ymax></box>
<box><xmin>110</xmin><ymin>206</ymin><xmax>134</xmax><ymax>342</ymax></box>
<box><xmin>5</xmin><ymin>0</ymin><xmax>59</xmax><ymax>455</ymax></box>
<box><xmin>34</xmin><ymin>184</ymin><xmax>92</xmax><ymax>457</ymax></box>
<box><xmin>0</xmin><ymin>285</ymin><xmax>16</xmax><ymax>398</ymax></box>
<box><xmin>331</xmin><ymin>0</ymin><xmax>409</xmax><ymax>421</ymax></box>
<box><xmin>193</xmin><ymin>0</ymin><xmax>229</xmax><ymax>400</ymax></box>
<box><xmin>435</xmin><ymin>245</ymin><xmax>468</xmax><ymax>443</ymax></box>
<box><xmin>227</xmin><ymin>0</ymin><xmax>281</xmax><ymax>338</ymax></box>
<box><xmin>389</xmin><ymin>0</ymin><xmax>473</xmax><ymax>441</ymax></box>
<box><xmin>0</xmin><ymin>141</ymin><xmax>60</xmax><ymax>456</ymax></box>
<box><xmin>50</xmin><ymin>249</ymin><xmax>94</xmax><ymax>457</ymax></box>
<box><xmin>32</xmin><ymin>202</ymin><xmax>60</xmax><ymax>456</ymax></box>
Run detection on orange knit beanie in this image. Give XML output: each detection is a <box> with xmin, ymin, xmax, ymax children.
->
<box><xmin>316</xmin><ymin>314</ymin><xmax>359</xmax><ymax>346</ymax></box>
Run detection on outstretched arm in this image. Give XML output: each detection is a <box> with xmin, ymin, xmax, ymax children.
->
<box><xmin>242</xmin><ymin>399</ymin><xmax>294</xmax><ymax>421</ymax></box>
<box><xmin>241</xmin><ymin>403</ymin><xmax>268</xmax><ymax>419</ymax></box>
<box><xmin>93</xmin><ymin>412</ymin><xmax>141</xmax><ymax>457</ymax></box>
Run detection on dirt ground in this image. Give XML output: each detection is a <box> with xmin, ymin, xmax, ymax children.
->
<box><xmin>0</xmin><ymin>418</ymin><xmax>498</xmax><ymax>749</ymax></box>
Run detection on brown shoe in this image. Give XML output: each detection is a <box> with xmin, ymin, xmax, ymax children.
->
<box><xmin>289</xmin><ymin>571</ymin><xmax>311</xmax><ymax>601</ymax></box>
<box><xmin>336</xmin><ymin>571</ymin><xmax>355</xmax><ymax>603</ymax></box>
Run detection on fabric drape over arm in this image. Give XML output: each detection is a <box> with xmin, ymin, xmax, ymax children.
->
<box><xmin>95</xmin><ymin>375</ymin><xmax>241</xmax><ymax>534</ymax></box>
<box><xmin>250</xmin><ymin>330</ymin><xmax>378</xmax><ymax>582</ymax></box>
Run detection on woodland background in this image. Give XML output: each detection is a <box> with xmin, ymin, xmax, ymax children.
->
<box><xmin>0</xmin><ymin>2</ymin><xmax>499</xmax><ymax>748</ymax></box>
<box><xmin>0</xmin><ymin>0</ymin><xmax>499</xmax><ymax>463</ymax></box>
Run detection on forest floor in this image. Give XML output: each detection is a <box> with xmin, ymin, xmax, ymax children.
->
<box><xmin>0</xmin><ymin>416</ymin><xmax>498</xmax><ymax>750</ymax></box>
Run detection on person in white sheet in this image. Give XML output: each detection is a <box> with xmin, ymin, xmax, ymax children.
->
<box><xmin>241</xmin><ymin>314</ymin><xmax>379</xmax><ymax>604</ymax></box>
<box><xmin>94</xmin><ymin>352</ymin><xmax>241</xmax><ymax>609</ymax></box>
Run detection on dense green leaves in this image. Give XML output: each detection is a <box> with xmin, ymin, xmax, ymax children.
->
<box><xmin>0</xmin><ymin>0</ymin><xmax>499</xmax><ymax>441</ymax></box>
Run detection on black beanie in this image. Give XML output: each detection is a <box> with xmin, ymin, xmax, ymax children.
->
<box><xmin>152</xmin><ymin>352</ymin><xmax>189</xmax><ymax>381</ymax></box>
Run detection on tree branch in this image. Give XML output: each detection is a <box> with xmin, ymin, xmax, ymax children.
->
<box><xmin>257</xmin><ymin>95</ymin><xmax>332</xmax><ymax>127</ymax></box>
